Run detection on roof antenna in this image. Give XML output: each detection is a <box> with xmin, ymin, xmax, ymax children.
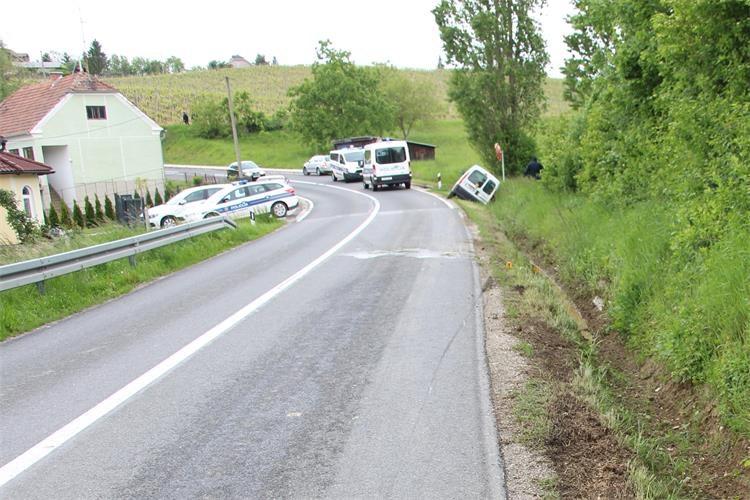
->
<box><xmin>79</xmin><ymin>8</ymin><xmax>87</xmax><ymax>73</ymax></box>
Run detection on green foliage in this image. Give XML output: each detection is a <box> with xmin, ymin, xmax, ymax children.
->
<box><xmin>0</xmin><ymin>44</ymin><xmax>26</xmax><ymax>101</ymax></box>
<box><xmin>288</xmin><ymin>40</ymin><xmax>394</xmax><ymax>150</ymax></box>
<box><xmin>59</xmin><ymin>202</ymin><xmax>73</xmax><ymax>228</ymax></box>
<box><xmin>433</xmin><ymin>0</ymin><xmax>549</xmax><ymax>174</ymax></box>
<box><xmin>490</xmin><ymin>180</ymin><xmax>750</xmax><ymax>436</ymax></box>
<box><xmin>84</xmin><ymin>196</ymin><xmax>96</xmax><ymax>227</ymax></box>
<box><xmin>379</xmin><ymin>67</ymin><xmax>444</xmax><ymax>138</ymax></box>
<box><xmin>0</xmin><ymin>216</ymin><xmax>282</xmax><ymax>339</ymax></box>
<box><xmin>103</xmin><ymin>195</ymin><xmax>115</xmax><ymax>220</ymax></box>
<box><xmin>191</xmin><ymin>91</ymin><xmax>271</xmax><ymax>139</ymax></box>
<box><xmin>145</xmin><ymin>190</ymin><xmax>153</xmax><ymax>208</ymax></box>
<box><xmin>84</xmin><ymin>39</ymin><xmax>108</xmax><ymax>75</ymax></box>
<box><xmin>72</xmin><ymin>200</ymin><xmax>85</xmax><ymax>229</ymax></box>
<box><xmin>154</xmin><ymin>188</ymin><xmax>163</xmax><ymax>206</ymax></box>
<box><xmin>0</xmin><ymin>189</ymin><xmax>38</xmax><ymax>242</ymax></box>
<box><xmin>47</xmin><ymin>204</ymin><xmax>60</xmax><ymax>228</ymax></box>
<box><xmin>94</xmin><ymin>195</ymin><xmax>105</xmax><ymax>222</ymax></box>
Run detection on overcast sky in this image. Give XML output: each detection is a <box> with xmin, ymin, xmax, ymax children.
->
<box><xmin>2</xmin><ymin>1</ymin><xmax>575</xmax><ymax>77</ymax></box>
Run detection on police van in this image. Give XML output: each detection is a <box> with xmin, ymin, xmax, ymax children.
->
<box><xmin>362</xmin><ymin>140</ymin><xmax>412</xmax><ymax>191</ymax></box>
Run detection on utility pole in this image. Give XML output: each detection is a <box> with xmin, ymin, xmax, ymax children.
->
<box><xmin>225</xmin><ymin>76</ymin><xmax>243</xmax><ymax>179</ymax></box>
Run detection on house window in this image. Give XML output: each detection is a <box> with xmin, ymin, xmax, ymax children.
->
<box><xmin>22</xmin><ymin>186</ymin><xmax>34</xmax><ymax>218</ymax></box>
<box><xmin>86</xmin><ymin>105</ymin><xmax>107</xmax><ymax>120</ymax></box>
<box><xmin>9</xmin><ymin>149</ymin><xmax>19</xmax><ymax>156</ymax></box>
<box><xmin>22</xmin><ymin>147</ymin><xmax>35</xmax><ymax>160</ymax></box>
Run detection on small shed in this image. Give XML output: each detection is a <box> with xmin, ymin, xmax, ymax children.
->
<box><xmin>332</xmin><ymin>137</ymin><xmax>437</xmax><ymax>161</ymax></box>
<box><xmin>407</xmin><ymin>141</ymin><xmax>437</xmax><ymax>161</ymax></box>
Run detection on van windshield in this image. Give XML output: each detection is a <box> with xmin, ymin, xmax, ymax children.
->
<box><xmin>375</xmin><ymin>147</ymin><xmax>407</xmax><ymax>164</ymax></box>
<box><xmin>343</xmin><ymin>150</ymin><xmax>364</xmax><ymax>162</ymax></box>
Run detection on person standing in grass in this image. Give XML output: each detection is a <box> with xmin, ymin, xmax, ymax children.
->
<box><xmin>524</xmin><ymin>156</ymin><xmax>543</xmax><ymax>179</ymax></box>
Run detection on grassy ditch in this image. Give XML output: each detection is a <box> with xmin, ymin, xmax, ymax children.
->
<box><xmin>0</xmin><ymin>216</ymin><xmax>282</xmax><ymax>341</ymax></box>
<box><xmin>468</xmin><ymin>180</ymin><xmax>750</xmax><ymax>498</ymax></box>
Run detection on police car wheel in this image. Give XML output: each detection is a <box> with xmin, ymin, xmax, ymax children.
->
<box><xmin>161</xmin><ymin>216</ymin><xmax>177</xmax><ymax>228</ymax></box>
<box><xmin>271</xmin><ymin>202</ymin><xmax>288</xmax><ymax>218</ymax></box>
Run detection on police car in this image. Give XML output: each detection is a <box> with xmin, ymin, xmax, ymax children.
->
<box><xmin>148</xmin><ymin>184</ymin><xmax>229</xmax><ymax>228</ymax></box>
<box><xmin>182</xmin><ymin>177</ymin><xmax>299</xmax><ymax>222</ymax></box>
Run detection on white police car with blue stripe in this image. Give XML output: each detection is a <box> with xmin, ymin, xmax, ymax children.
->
<box><xmin>182</xmin><ymin>177</ymin><xmax>299</xmax><ymax>221</ymax></box>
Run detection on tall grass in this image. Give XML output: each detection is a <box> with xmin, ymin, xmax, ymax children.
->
<box><xmin>0</xmin><ymin>217</ymin><xmax>282</xmax><ymax>340</ymax></box>
<box><xmin>490</xmin><ymin>179</ymin><xmax>749</xmax><ymax>435</ymax></box>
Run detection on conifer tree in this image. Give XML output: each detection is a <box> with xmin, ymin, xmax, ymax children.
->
<box><xmin>60</xmin><ymin>202</ymin><xmax>73</xmax><ymax>228</ymax></box>
<box><xmin>104</xmin><ymin>195</ymin><xmax>115</xmax><ymax>220</ymax></box>
<box><xmin>72</xmin><ymin>200</ymin><xmax>85</xmax><ymax>228</ymax></box>
<box><xmin>84</xmin><ymin>196</ymin><xmax>96</xmax><ymax>227</ymax></box>
<box><xmin>154</xmin><ymin>188</ymin><xmax>164</xmax><ymax>206</ymax></box>
<box><xmin>48</xmin><ymin>204</ymin><xmax>60</xmax><ymax>228</ymax></box>
<box><xmin>94</xmin><ymin>194</ymin><xmax>105</xmax><ymax>222</ymax></box>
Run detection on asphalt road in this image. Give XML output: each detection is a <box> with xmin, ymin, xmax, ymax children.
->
<box><xmin>0</xmin><ymin>173</ymin><xmax>505</xmax><ymax>499</ymax></box>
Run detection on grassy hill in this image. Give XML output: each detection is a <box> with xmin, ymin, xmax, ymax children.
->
<box><xmin>104</xmin><ymin>66</ymin><xmax>568</xmax><ymax>126</ymax></box>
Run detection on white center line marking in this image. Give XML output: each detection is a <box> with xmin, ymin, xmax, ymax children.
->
<box><xmin>0</xmin><ymin>186</ymin><xmax>379</xmax><ymax>488</ymax></box>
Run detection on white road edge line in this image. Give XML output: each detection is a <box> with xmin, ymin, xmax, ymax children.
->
<box><xmin>414</xmin><ymin>186</ymin><xmax>455</xmax><ymax>209</ymax></box>
<box><xmin>0</xmin><ymin>186</ymin><xmax>380</xmax><ymax>488</ymax></box>
<box><xmin>295</xmin><ymin>196</ymin><xmax>314</xmax><ymax>223</ymax></box>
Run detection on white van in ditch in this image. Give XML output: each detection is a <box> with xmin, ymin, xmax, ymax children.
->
<box><xmin>448</xmin><ymin>165</ymin><xmax>500</xmax><ymax>204</ymax></box>
<box><xmin>362</xmin><ymin>140</ymin><xmax>412</xmax><ymax>191</ymax></box>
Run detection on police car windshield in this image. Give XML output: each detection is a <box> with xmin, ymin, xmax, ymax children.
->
<box><xmin>344</xmin><ymin>150</ymin><xmax>364</xmax><ymax>162</ymax></box>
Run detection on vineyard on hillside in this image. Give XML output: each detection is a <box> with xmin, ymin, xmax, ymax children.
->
<box><xmin>104</xmin><ymin>66</ymin><xmax>465</xmax><ymax>126</ymax></box>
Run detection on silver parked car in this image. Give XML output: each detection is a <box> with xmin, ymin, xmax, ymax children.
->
<box><xmin>226</xmin><ymin>160</ymin><xmax>266</xmax><ymax>180</ymax></box>
<box><xmin>303</xmin><ymin>155</ymin><xmax>332</xmax><ymax>176</ymax></box>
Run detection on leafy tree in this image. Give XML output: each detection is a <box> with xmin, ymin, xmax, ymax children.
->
<box><xmin>108</xmin><ymin>55</ymin><xmax>133</xmax><ymax>76</ymax></box>
<box><xmin>72</xmin><ymin>200</ymin><xmax>85</xmax><ymax>229</ymax></box>
<box><xmin>165</xmin><ymin>56</ymin><xmax>184</xmax><ymax>73</ymax></box>
<box><xmin>0</xmin><ymin>189</ymin><xmax>37</xmax><ymax>242</ymax></box>
<box><xmin>41</xmin><ymin>52</ymin><xmax>51</xmax><ymax>63</ymax></box>
<box><xmin>192</xmin><ymin>96</ymin><xmax>231</xmax><ymax>138</ymax></box>
<box><xmin>84</xmin><ymin>39</ymin><xmax>108</xmax><ymax>75</ymax></box>
<box><xmin>289</xmin><ymin>40</ymin><xmax>393</xmax><ymax>150</ymax></box>
<box><xmin>380</xmin><ymin>68</ymin><xmax>444</xmax><ymax>138</ymax></box>
<box><xmin>208</xmin><ymin>60</ymin><xmax>231</xmax><ymax>69</ymax></box>
<box><xmin>104</xmin><ymin>195</ymin><xmax>115</xmax><ymax>220</ymax></box>
<box><xmin>433</xmin><ymin>0</ymin><xmax>548</xmax><ymax>174</ymax></box>
<box><xmin>60</xmin><ymin>52</ymin><xmax>78</xmax><ymax>74</ymax></box>
<box><xmin>254</xmin><ymin>54</ymin><xmax>268</xmax><ymax>65</ymax></box>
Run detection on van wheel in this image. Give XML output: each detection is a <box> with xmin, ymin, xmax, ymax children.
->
<box><xmin>303</xmin><ymin>168</ymin><xmax>309</xmax><ymax>176</ymax></box>
<box><xmin>405</xmin><ymin>182</ymin><xmax>411</xmax><ymax>189</ymax></box>
<box><xmin>372</xmin><ymin>183</ymin><xmax>378</xmax><ymax>192</ymax></box>
<box><xmin>271</xmin><ymin>202</ymin><xmax>288</xmax><ymax>218</ymax></box>
<box><xmin>316</xmin><ymin>168</ymin><xmax>320</xmax><ymax>175</ymax></box>
<box><xmin>331</xmin><ymin>173</ymin><xmax>337</xmax><ymax>182</ymax></box>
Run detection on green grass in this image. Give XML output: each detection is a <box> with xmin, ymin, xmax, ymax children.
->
<box><xmin>0</xmin><ymin>216</ymin><xmax>282</xmax><ymax>340</ymax></box>
<box><xmin>511</xmin><ymin>379</ymin><xmax>554</xmax><ymax>448</ymax></box>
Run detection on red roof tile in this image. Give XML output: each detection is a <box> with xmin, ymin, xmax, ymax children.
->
<box><xmin>0</xmin><ymin>151</ymin><xmax>54</xmax><ymax>175</ymax></box>
<box><xmin>0</xmin><ymin>72</ymin><xmax>118</xmax><ymax>137</ymax></box>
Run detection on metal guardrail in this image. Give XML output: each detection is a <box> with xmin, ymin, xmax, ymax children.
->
<box><xmin>0</xmin><ymin>217</ymin><xmax>237</xmax><ymax>293</ymax></box>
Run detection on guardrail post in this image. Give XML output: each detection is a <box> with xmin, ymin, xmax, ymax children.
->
<box><xmin>128</xmin><ymin>255</ymin><xmax>136</xmax><ymax>267</ymax></box>
<box><xmin>36</xmin><ymin>281</ymin><xmax>46</xmax><ymax>295</ymax></box>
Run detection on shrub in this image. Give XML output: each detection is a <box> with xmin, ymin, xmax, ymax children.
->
<box><xmin>60</xmin><ymin>202</ymin><xmax>73</xmax><ymax>228</ymax></box>
<box><xmin>84</xmin><ymin>196</ymin><xmax>96</xmax><ymax>227</ymax></box>
<box><xmin>154</xmin><ymin>188</ymin><xmax>164</xmax><ymax>206</ymax></box>
<box><xmin>72</xmin><ymin>200</ymin><xmax>85</xmax><ymax>228</ymax></box>
<box><xmin>0</xmin><ymin>189</ymin><xmax>38</xmax><ymax>242</ymax></box>
<box><xmin>47</xmin><ymin>204</ymin><xmax>60</xmax><ymax>228</ymax></box>
<box><xmin>104</xmin><ymin>195</ymin><xmax>115</xmax><ymax>220</ymax></box>
<box><xmin>94</xmin><ymin>194</ymin><xmax>105</xmax><ymax>222</ymax></box>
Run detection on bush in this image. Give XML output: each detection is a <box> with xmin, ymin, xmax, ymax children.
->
<box><xmin>104</xmin><ymin>195</ymin><xmax>115</xmax><ymax>220</ymax></box>
<box><xmin>60</xmin><ymin>202</ymin><xmax>73</xmax><ymax>228</ymax></box>
<box><xmin>94</xmin><ymin>195</ymin><xmax>105</xmax><ymax>223</ymax></box>
<box><xmin>154</xmin><ymin>188</ymin><xmax>164</xmax><ymax>206</ymax></box>
<box><xmin>84</xmin><ymin>196</ymin><xmax>96</xmax><ymax>227</ymax></box>
<box><xmin>47</xmin><ymin>204</ymin><xmax>60</xmax><ymax>228</ymax></box>
<box><xmin>0</xmin><ymin>189</ymin><xmax>38</xmax><ymax>242</ymax></box>
<box><xmin>72</xmin><ymin>200</ymin><xmax>85</xmax><ymax>229</ymax></box>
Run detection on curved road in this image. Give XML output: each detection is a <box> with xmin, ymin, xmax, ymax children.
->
<box><xmin>0</xmin><ymin>174</ymin><xmax>505</xmax><ymax>499</ymax></box>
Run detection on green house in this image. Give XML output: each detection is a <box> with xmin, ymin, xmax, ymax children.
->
<box><xmin>0</xmin><ymin>71</ymin><xmax>164</xmax><ymax>208</ymax></box>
